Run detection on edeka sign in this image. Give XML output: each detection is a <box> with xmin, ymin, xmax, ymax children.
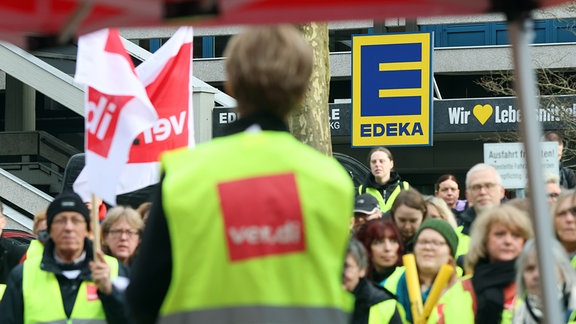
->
<box><xmin>351</xmin><ymin>32</ymin><xmax>433</xmax><ymax>147</ymax></box>
<box><xmin>212</xmin><ymin>104</ymin><xmax>351</xmax><ymax>138</ymax></box>
<box><xmin>434</xmin><ymin>95</ymin><xmax>576</xmax><ymax>133</ymax></box>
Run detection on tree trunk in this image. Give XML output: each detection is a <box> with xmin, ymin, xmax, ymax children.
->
<box><xmin>288</xmin><ymin>23</ymin><xmax>332</xmax><ymax>156</ymax></box>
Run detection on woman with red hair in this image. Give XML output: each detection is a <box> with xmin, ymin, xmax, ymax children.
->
<box><xmin>356</xmin><ymin>219</ymin><xmax>404</xmax><ymax>286</ymax></box>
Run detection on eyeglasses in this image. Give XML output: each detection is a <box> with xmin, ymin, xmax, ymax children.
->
<box><xmin>107</xmin><ymin>229</ymin><xmax>139</xmax><ymax>239</ymax></box>
<box><xmin>51</xmin><ymin>216</ymin><xmax>86</xmax><ymax>227</ymax></box>
<box><xmin>547</xmin><ymin>192</ymin><xmax>560</xmax><ymax>199</ymax></box>
<box><xmin>556</xmin><ymin>207</ymin><xmax>576</xmax><ymax>218</ymax></box>
<box><xmin>469</xmin><ymin>182</ymin><xmax>498</xmax><ymax>192</ymax></box>
<box><xmin>415</xmin><ymin>239</ymin><xmax>447</xmax><ymax>247</ymax></box>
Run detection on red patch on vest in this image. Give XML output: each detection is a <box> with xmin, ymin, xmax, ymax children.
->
<box><xmin>86</xmin><ymin>283</ymin><xmax>99</xmax><ymax>301</ymax></box>
<box><xmin>218</xmin><ymin>173</ymin><xmax>306</xmax><ymax>262</ymax></box>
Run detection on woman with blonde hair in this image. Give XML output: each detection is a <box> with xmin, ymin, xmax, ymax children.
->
<box><xmin>101</xmin><ymin>206</ymin><xmax>144</xmax><ymax>266</ymax></box>
<box><xmin>429</xmin><ymin>204</ymin><xmax>533</xmax><ymax>323</ymax></box>
<box><xmin>425</xmin><ymin>195</ymin><xmax>469</xmax><ymax>262</ymax></box>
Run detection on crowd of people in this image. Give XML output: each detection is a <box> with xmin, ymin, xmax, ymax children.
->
<box><xmin>0</xmin><ymin>24</ymin><xmax>576</xmax><ymax>324</ymax></box>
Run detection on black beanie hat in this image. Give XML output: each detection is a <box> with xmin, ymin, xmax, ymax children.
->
<box><xmin>414</xmin><ymin>218</ymin><xmax>459</xmax><ymax>257</ymax></box>
<box><xmin>46</xmin><ymin>192</ymin><xmax>90</xmax><ymax>232</ymax></box>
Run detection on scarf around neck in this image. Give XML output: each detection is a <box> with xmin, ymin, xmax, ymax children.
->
<box><xmin>472</xmin><ymin>258</ymin><xmax>517</xmax><ymax>324</ymax></box>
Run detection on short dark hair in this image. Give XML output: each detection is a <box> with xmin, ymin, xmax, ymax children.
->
<box><xmin>544</xmin><ymin>131</ymin><xmax>564</xmax><ymax>145</ymax></box>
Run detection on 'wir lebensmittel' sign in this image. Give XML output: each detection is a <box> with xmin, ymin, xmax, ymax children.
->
<box><xmin>351</xmin><ymin>32</ymin><xmax>433</xmax><ymax>147</ymax></box>
<box><xmin>434</xmin><ymin>95</ymin><xmax>576</xmax><ymax>132</ymax></box>
<box><xmin>212</xmin><ymin>95</ymin><xmax>576</xmax><ymax>137</ymax></box>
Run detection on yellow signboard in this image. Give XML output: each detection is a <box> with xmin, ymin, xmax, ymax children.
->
<box><xmin>352</xmin><ymin>32</ymin><xmax>433</xmax><ymax>147</ymax></box>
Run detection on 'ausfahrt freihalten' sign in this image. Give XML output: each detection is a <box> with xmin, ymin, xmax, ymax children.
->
<box><xmin>483</xmin><ymin>142</ymin><xmax>559</xmax><ymax>189</ymax></box>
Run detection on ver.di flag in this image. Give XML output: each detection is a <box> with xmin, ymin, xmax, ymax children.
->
<box><xmin>74</xmin><ymin>28</ymin><xmax>158</xmax><ymax>205</ymax></box>
<box><xmin>74</xmin><ymin>27</ymin><xmax>195</xmax><ymax>204</ymax></box>
<box><xmin>120</xmin><ymin>26</ymin><xmax>195</xmax><ymax>195</ymax></box>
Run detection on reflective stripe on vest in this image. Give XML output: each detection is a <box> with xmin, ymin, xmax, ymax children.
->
<box><xmin>368</xmin><ymin>299</ymin><xmax>398</xmax><ymax>324</ymax></box>
<box><xmin>159</xmin><ymin>131</ymin><xmax>354</xmax><ymax>323</ymax></box>
<box><xmin>571</xmin><ymin>255</ymin><xmax>576</xmax><ymax>270</ymax></box>
<box><xmin>22</xmin><ymin>254</ymin><xmax>119</xmax><ymax>324</ymax></box>
<box><xmin>159</xmin><ymin>305</ymin><xmax>349</xmax><ymax>324</ymax></box>
<box><xmin>359</xmin><ymin>181</ymin><xmax>409</xmax><ymax>213</ymax></box>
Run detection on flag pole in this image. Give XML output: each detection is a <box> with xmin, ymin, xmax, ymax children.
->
<box><xmin>91</xmin><ymin>193</ymin><xmax>101</xmax><ymax>257</ymax></box>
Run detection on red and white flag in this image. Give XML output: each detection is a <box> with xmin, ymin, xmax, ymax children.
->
<box><xmin>121</xmin><ymin>26</ymin><xmax>195</xmax><ymax>195</ymax></box>
<box><xmin>74</xmin><ymin>27</ymin><xmax>195</xmax><ymax>205</ymax></box>
<box><xmin>74</xmin><ymin>28</ymin><xmax>159</xmax><ymax>205</ymax></box>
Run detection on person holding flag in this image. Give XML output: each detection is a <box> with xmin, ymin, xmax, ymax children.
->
<box><xmin>0</xmin><ymin>192</ymin><xmax>130</xmax><ymax>323</ymax></box>
<box><xmin>127</xmin><ymin>25</ymin><xmax>355</xmax><ymax>323</ymax></box>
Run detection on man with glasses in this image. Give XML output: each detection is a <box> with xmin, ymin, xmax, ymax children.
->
<box><xmin>457</xmin><ymin>163</ymin><xmax>505</xmax><ymax>235</ymax></box>
<box><xmin>0</xmin><ymin>192</ymin><xmax>129</xmax><ymax>323</ymax></box>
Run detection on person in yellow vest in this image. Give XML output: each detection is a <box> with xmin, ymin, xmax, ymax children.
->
<box><xmin>358</xmin><ymin>147</ymin><xmax>410</xmax><ymax>214</ymax></box>
<box><xmin>126</xmin><ymin>25</ymin><xmax>355</xmax><ymax>324</ymax></box>
<box><xmin>551</xmin><ymin>190</ymin><xmax>576</xmax><ymax>268</ymax></box>
<box><xmin>344</xmin><ymin>237</ymin><xmax>403</xmax><ymax>324</ymax></box>
<box><xmin>513</xmin><ymin>239</ymin><xmax>576</xmax><ymax>323</ymax></box>
<box><xmin>355</xmin><ymin>219</ymin><xmax>404</xmax><ymax>286</ymax></box>
<box><xmin>19</xmin><ymin>209</ymin><xmax>49</xmax><ymax>264</ymax></box>
<box><xmin>0</xmin><ymin>192</ymin><xmax>129</xmax><ymax>323</ymax></box>
<box><xmin>391</xmin><ymin>218</ymin><xmax>460</xmax><ymax>323</ymax></box>
<box><xmin>428</xmin><ymin>204</ymin><xmax>533</xmax><ymax>324</ymax></box>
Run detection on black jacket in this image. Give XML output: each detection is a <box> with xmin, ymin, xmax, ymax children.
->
<box><xmin>359</xmin><ymin>171</ymin><xmax>408</xmax><ymax>205</ymax></box>
<box><xmin>0</xmin><ymin>238</ymin><xmax>130</xmax><ymax>324</ymax></box>
<box><xmin>457</xmin><ymin>206</ymin><xmax>477</xmax><ymax>236</ymax></box>
<box><xmin>560</xmin><ymin>163</ymin><xmax>576</xmax><ymax>189</ymax></box>
<box><xmin>0</xmin><ymin>235</ymin><xmax>27</xmax><ymax>284</ymax></box>
<box><xmin>351</xmin><ymin>278</ymin><xmax>403</xmax><ymax>324</ymax></box>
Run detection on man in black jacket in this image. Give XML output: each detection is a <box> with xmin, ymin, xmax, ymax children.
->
<box><xmin>0</xmin><ymin>192</ymin><xmax>129</xmax><ymax>323</ymax></box>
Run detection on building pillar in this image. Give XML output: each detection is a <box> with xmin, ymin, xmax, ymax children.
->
<box><xmin>5</xmin><ymin>75</ymin><xmax>36</xmax><ymax>131</ymax></box>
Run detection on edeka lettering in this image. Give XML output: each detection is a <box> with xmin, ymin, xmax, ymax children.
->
<box><xmin>141</xmin><ymin>111</ymin><xmax>186</xmax><ymax>144</ymax></box>
<box><xmin>360</xmin><ymin>122</ymin><xmax>423</xmax><ymax>137</ymax></box>
<box><xmin>228</xmin><ymin>221</ymin><xmax>301</xmax><ymax>245</ymax></box>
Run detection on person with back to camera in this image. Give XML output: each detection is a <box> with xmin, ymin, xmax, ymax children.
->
<box><xmin>358</xmin><ymin>147</ymin><xmax>410</xmax><ymax>214</ymax></box>
<box><xmin>126</xmin><ymin>25</ymin><xmax>355</xmax><ymax>324</ymax></box>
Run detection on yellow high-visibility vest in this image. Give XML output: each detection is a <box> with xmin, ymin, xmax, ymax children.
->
<box><xmin>22</xmin><ymin>253</ymin><xmax>119</xmax><ymax>324</ymax></box>
<box><xmin>159</xmin><ymin>131</ymin><xmax>355</xmax><ymax>323</ymax></box>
